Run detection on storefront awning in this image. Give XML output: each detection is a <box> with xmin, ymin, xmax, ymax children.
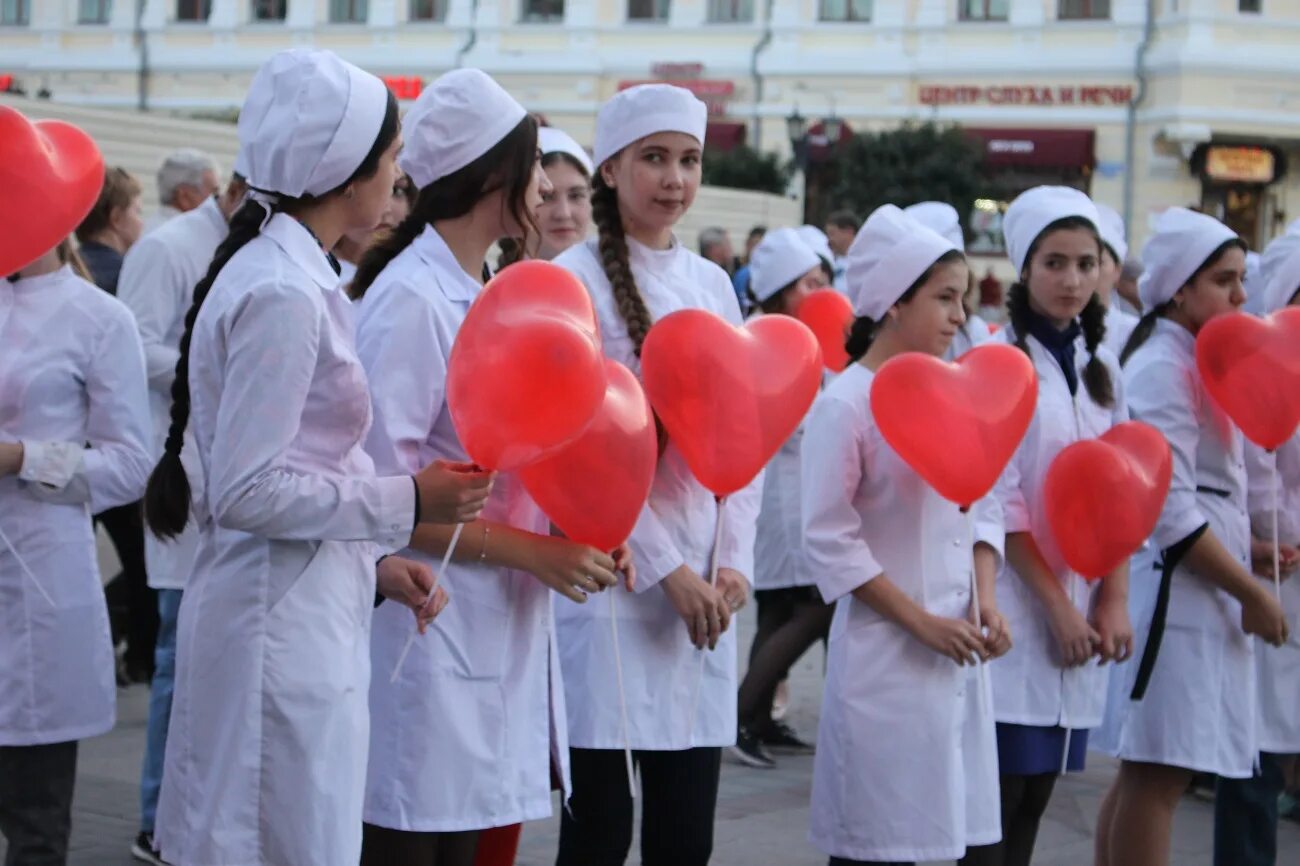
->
<box><xmin>963</xmin><ymin>128</ymin><xmax>1096</xmax><ymax>169</ymax></box>
<box><xmin>705</xmin><ymin>121</ymin><xmax>747</xmax><ymax>152</ymax></box>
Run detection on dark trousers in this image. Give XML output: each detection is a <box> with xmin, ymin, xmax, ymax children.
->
<box><xmin>739</xmin><ymin>587</ymin><xmax>832</xmax><ymax>730</ymax></box>
<box><xmin>956</xmin><ymin>773</ymin><xmax>1058</xmax><ymax>866</ymax></box>
<box><xmin>1214</xmin><ymin>752</ymin><xmax>1287</xmax><ymax>866</ymax></box>
<box><xmin>97</xmin><ymin>502</ymin><xmax>157</xmax><ymax>676</ymax></box>
<box><xmin>557</xmin><ymin>746</ymin><xmax>722</xmax><ymax>866</ymax></box>
<box><xmin>360</xmin><ymin>823</ymin><xmax>480</xmax><ymax>866</ymax></box>
<box><xmin>0</xmin><ymin>741</ymin><xmax>78</xmax><ymax>866</ymax></box>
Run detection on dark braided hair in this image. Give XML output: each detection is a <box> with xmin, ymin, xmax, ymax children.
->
<box><xmin>590</xmin><ymin>174</ymin><xmax>653</xmax><ymax>356</ymax></box>
<box><xmin>351</xmin><ymin>114</ymin><xmax>538</xmax><ymax>301</ymax></box>
<box><xmin>145</xmin><ymin>90</ymin><xmax>400</xmax><ymax>539</ymax></box>
<box><xmin>1007</xmin><ymin>216</ymin><xmax>1115</xmax><ymax>409</ymax></box>
<box><xmin>844</xmin><ymin>249</ymin><xmax>965</xmax><ymax>362</ymax></box>
<box><xmin>1119</xmin><ymin>237</ymin><xmax>1247</xmax><ymax>366</ymax></box>
<box><xmin>496</xmin><ymin>151</ymin><xmax>592</xmax><ymax>271</ymax></box>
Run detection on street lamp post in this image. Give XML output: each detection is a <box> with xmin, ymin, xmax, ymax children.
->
<box><xmin>786</xmin><ymin>102</ymin><xmax>843</xmax><ymax>220</ymax></box>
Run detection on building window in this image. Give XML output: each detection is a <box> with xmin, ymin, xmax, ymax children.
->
<box><xmin>1239</xmin><ymin>0</ymin><xmax>1261</xmax><ymax>11</ymax></box>
<box><xmin>330</xmin><ymin>0</ymin><xmax>368</xmax><ymax>22</ymax></box>
<box><xmin>410</xmin><ymin>0</ymin><xmax>448</xmax><ymax>19</ymax></box>
<box><xmin>960</xmin><ymin>0</ymin><xmax>1008</xmax><ymax>21</ymax></box>
<box><xmin>1058</xmin><ymin>0</ymin><xmax>1110</xmax><ymax>18</ymax></box>
<box><xmin>707</xmin><ymin>0</ymin><xmax>754</xmax><ymax>23</ymax></box>
<box><xmin>176</xmin><ymin>0</ymin><xmax>210</xmax><ymax>20</ymax></box>
<box><xmin>78</xmin><ymin>0</ymin><xmax>112</xmax><ymax>23</ymax></box>
<box><xmin>521</xmin><ymin>0</ymin><xmax>564</xmax><ymax>21</ymax></box>
<box><xmin>251</xmin><ymin>0</ymin><xmax>286</xmax><ymax>20</ymax></box>
<box><xmin>819</xmin><ymin>0</ymin><xmax>871</xmax><ymax>20</ymax></box>
<box><xmin>1</xmin><ymin>0</ymin><xmax>27</xmax><ymax>26</ymax></box>
<box><xmin>627</xmin><ymin>0</ymin><xmax>669</xmax><ymax>20</ymax></box>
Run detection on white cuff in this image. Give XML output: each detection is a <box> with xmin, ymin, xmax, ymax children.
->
<box><xmin>18</xmin><ymin>441</ymin><xmax>85</xmax><ymax>490</ymax></box>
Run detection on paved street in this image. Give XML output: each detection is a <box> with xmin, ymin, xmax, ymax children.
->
<box><xmin>5</xmin><ymin>534</ymin><xmax>1299</xmax><ymax>864</ymax></box>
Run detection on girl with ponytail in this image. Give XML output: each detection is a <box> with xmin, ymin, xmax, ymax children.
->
<box><xmin>549</xmin><ymin>84</ymin><xmax>763</xmax><ymax>866</ymax></box>
<box><xmin>1095</xmin><ymin>209</ymin><xmax>1284</xmax><ymax>866</ymax></box>
<box><xmin>967</xmin><ymin>187</ymin><xmax>1130</xmax><ymax>866</ymax></box>
<box><xmin>804</xmin><ymin>205</ymin><xmax>1009</xmax><ymax>865</ymax></box>
<box><xmin>146</xmin><ymin>50</ymin><xmax>492</xmax><ymax>866</ymax></box>
<box><xmin>352</xmin><ymin>69</ymin><xmax>630</xmax><ymax>866</ymax></box>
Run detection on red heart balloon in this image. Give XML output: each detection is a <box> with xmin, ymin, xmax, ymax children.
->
<box><xmin>448</xmin><ymin>260</ymin><xmax>606</xmax><ymax>471</ymax></box>
<box><xmin>519</xmin><ymin>360</ymin><xmax>657</xmax><ymax>551</ymax></box>
<box><xmin>0</xmin><ymin>107</ymin><xmax>104</xmax><ymax>276</ymax></box>
<box><xmin>1195</xmin><ymin>308</ymin><xmax>1300</xmax><ymax>451</ymax></box>
<box><xmin>640</xmin><ymin>310</ymin><xmax>822</xmax><ymax>497</ymax></box>
<box><xmin>795</xmin><ymin>289</ymin><xmax>854</xmax><ymax>372</ymax></box>
<box><xmin>870</xmin><ymin>343</ymin><xmax>1037</xmax><ymax>509</ymax></box>
<box><xmin>1044</xmin><ymin>422</ymin><xmax>1173</xmax><ymax>580</ymax></box>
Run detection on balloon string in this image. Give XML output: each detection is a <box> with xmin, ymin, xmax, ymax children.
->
<box><xmin>1273</xmin><ymin>457</ymin><xmax>1281</xmax><ymax>602</ymax></box>
<box><xmin>686</xmin><ymin>497</ymin><xmax>727</xmax><ymax>743</ymax></box>
<box><xmin>0</xmin><ymin>520</ymin><xmax>55</xmax><ymax>607</ymax></box>
<box><xmin>390</xmin><ymin>522</ymin><xmax>462</xmax><ymax>683</ymax></box>
<box><xmin>1059</xmin><ymin>576</ymin><xmax>1074</xmax><ymax>777</ymax></box>
<box><xmin>966</xmin><ymin>508</ymin><xmax>989</xmax><ymax>721</ymax></box>
<box><xmin>609</xmin><ymin>588</ymin><xmax>638</xmax><ymax>800</ymax></box>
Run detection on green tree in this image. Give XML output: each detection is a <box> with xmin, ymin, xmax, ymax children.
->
<box><xmin>828</xmin><ymin>122</ymin><xmax>984</xmax><ymax>229</ymax></box>
<box><xmin>702</xmin><ymin>144</ymin><xmax>793</xmax><ymax>195</ymax></box>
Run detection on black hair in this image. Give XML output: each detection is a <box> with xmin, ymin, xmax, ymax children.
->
<box><xmin>827</xmin><ymin>210</ymin><xmax>861</xmax><ymax>232</ymax></box>
<box><xmin>145</xmin><ymin>90</ymin><xmax>400</xmax><ymax>539</ymax></box>
<box><xmin>353</xmin><ymin>114</ymin><xmax>539</xmax><ymax>300</ymax></box>
<box><xmin>844</xmin><ymin>249</ymin><xmax>965</xmax><ymax>362</ymax></box>
<box><xmin>1007</xmin><ymin>215</ymin><xmax>1115</xmax><ymax>408</ymax></box>
<box><xmin>1119</xmin><ymin>237</ymin><xmax>1248</xmax><ymax>365</ymax></box>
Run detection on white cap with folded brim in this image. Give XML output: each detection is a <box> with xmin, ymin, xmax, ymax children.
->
<box><xmin>399</xmin><ymin>68</ymin><xmax>527</xmax><ymax>190</ymax></box>
<box><xmin>1094</xmin><ymin>202</ymin><xmax>1128</xmax><ymax>263</ymax></box>
<box><xmin>1003</xmin><ymin>185</ymin><xmax>1102</xmax><ymax>275</ymax></box>
<box><xmin>1261</xmin><ymin>229</ymin><xmax>1300</xmax><ymax>314</ymax></box>
<box><xmin>237</xmin><ymin>48</ymin><xmax>388</xmax><ymax>198</ymax></box>
<box><xmin>749</xmin><ymin>228</ymin><xmax>823</xmax><ymax>303</ymax></box>
<box><xmin>797</xmin><ymin>225</ymin><xmax>835</xmax><ymax>267</ymax></box>
<box><xmin>593</xmin><ymin>83</ymin><xmax>708</xmax><ymax>168</ymax></box>
<box><xmin>847</xmin><ymin>204</ymin><xmax>959</xmax><ymax>319</ymax></box>
<box><xmin>903</xmin><ymin>201</ymin><xmax>964</xmax><ymax>251</ymax></box>
<box><xmin>539</xmin><ymin>127</ymin><xmax>594</xmax><ymax>176</ymax></box>
<box><xmin>1138</xmin><ymin>207</ymin><xmax>1239</xmax><ymax>311</ymax></box>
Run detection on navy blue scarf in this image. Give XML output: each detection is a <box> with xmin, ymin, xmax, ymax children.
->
<box><xmin>1026</xmin><ymin>308</ymin><xmax>1081</xmax><ymax>395</ymax></box>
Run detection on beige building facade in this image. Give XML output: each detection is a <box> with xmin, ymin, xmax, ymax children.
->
<box><xmin>3</xmin><ymin>1</ymin><xmax>1298</xmax><ymax>256</ymax></box>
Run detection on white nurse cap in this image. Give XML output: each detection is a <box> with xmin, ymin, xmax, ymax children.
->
<box><xmin>399</xmin><ymin>68</ymin><xmax>528</xmax><ymax>190</ymax></box>
<box><xmin>237</xmin><ymin>48</ymin><xmax>389</xmax><ymax>198</ymax></box>
<box><xmin>1138</xmin><ymin>207</ymin><xmax>1239</xmax><ymax>311</ymax></box>
<box><xmin>539</xmin><ymin>127</ymin><xmax>594</xmax><ymax>176</ymax></box>
<box><xmin>903</xmin><ymin>202</ymin><xmax>965</xmax><ymax>252</ymax></box>
<box><xmin>749</xmin><ymin>228</ymin><xmax>824</xmax><ymax>303</ymax></box>
<box><xmin>1002</xmin><ymin>186</ymin><xmax>1101</xmax><ymax>275</ymax></box>
<box><xmin>847</xmin><ymin>204</ymin><xmax>959</xmax><ymax>319</ymax></box>
<box><xmin>593</xmin><ymin>84</ymin><xmax>708</xmax><ymax>168</ymax></box>
<box><xmin>1094</xmin><ymin>203</ymin><xmax>1128</xmax><ymax>263</ymax></box>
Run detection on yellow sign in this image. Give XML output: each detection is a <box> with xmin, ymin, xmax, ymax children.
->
<box><xmin>1204</xmin><ymin>146</ymin><xmax>1276</xmax><ymax>184</ymax></box>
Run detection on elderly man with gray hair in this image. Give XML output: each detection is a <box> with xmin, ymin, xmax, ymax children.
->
<box><xmin>698</xmin><ymin>226</ymin><xmax>738</xmax><ymax>277</ymax></box>
<box><xmin>143</xmin><ymin>148</ymin><xmax>220</xmax><ymax>234</ymax></box>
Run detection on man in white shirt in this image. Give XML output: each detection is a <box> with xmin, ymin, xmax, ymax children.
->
<box><xmin>142</xmin><ymin>149</ymin><xmax>221</xmax><ymax>235</ymax></box>
<box><xmin>823</xmin><ymin>210</ymin><xmax>860</xmax><ymax>294</ymax></box>
<box><xmin>116</xmin><ymin>171</ymin><xmax>245</xmax><ymax>866</ymax></box>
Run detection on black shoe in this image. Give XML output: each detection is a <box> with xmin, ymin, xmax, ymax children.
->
<box><xmin>760</xmin><ymin>721</ymin><xmax>815</xmax><ymax>754</ymax></box>
<box><xmin>729</xmin><ymin>726</ymin><xmax>777</xmax><ymax>769</ymax></box>
<box><xmin>131</xmin><ymin>832</ymin><xmax>170</xmax><ymax>865</ymax></box>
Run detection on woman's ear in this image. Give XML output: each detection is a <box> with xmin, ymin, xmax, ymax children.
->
<box><xmin>599</xmin><ymin>159</ymin><xmax>618</xmax><ymax>190</ymax></box>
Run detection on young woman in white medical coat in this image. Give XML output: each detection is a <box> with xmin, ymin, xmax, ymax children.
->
<box><xmin>496</xmin><ymin>125</ymin><xmax>594</xmax><ymax>271</ymax></box>
<box><xmin>802</xmin><ymin>204</ymin><xmax>1011</xmax><ymax>866</ymax></box>
<box><xmin>732</xmin><ymin>227</ymin><xmax>832</xmax><ymax>769</ymax></box>
<box><xmin>1211</xmin><ymin>230</ymin><xmax>1300</xmax><ymax>866</ymax></box>
<box><xmin>143</xmin><ymin>49</ymin><xmax>488</xmax><ymax>866</ymax></box>
<box><xmin>0</xmin><ymin>237</ymin><xmax>152</xmax><ymax>863</ymax></box>
<box><xmin>349</xmin><ymin>70</ymin><xmax>626</xmax><ymax>866</ymax></box>
<box><xmin>972</xmin><ymin>188</ymin><xmax>1131</xmax><ymax>866</ymax></box>
<box><xmin>551</xmin><ymin>83</ymin><xmax>762</xmax><ymax>866</ymax></box>
<box><xmin>1093</xmin><ymin>204</ymin><xmax>1138</xmax><ymax>359</ymax></box>
<box><xmin>1093</xmin><ymin>207</ymin><xmax>1289</xmax><ymax>866</ymax></box>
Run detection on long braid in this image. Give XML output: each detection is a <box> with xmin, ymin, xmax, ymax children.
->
<box><xmin>496</xmin><ymin>236</ymin><xmax>526</xmax><ymax>271</ymax></box>
<box><xmin>1079</xmin><ymin>292</ymin><xmax>1115</xmax><ymax>407</ymax></box>
<box><xmin>1007</xmin><ymin>280</ymin><xmax>1033</xmax><ymax>356</ymax></box>
<box><xmin>144</xmin><ymin>199</ymin><xmax>267</xmax><ymax>539</ymax></box>
<box><xmin>1120</xmin><ymin>304</ymin><xmax>1169</xmax><ymax>366</ymax></box>
<box><xmin>591</xmin><ymin>175</ymin><xmax>652</xmax><ymax>356</ymax></box>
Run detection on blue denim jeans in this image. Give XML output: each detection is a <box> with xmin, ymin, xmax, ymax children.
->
<box><xmin>1214</xmin><ymin>751</ymin><xmax>1286</xmax><ymax>866</ymax></box>
<box><xmin>139</xmin><ymin>589</ymin><xmax>182</xmax><ymax>835</ymax></box>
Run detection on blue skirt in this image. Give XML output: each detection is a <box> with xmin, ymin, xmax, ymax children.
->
<box><xmin>996</xmin><ymin>722</ymin><xmax>1088</xmax><ymax>775</ymax></box>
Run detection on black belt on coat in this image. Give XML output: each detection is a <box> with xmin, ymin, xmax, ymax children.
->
<box><xmin>1129</xmin><ymin>484</ymin><xmax>1229</xmax><ymax>701</ymax></box>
